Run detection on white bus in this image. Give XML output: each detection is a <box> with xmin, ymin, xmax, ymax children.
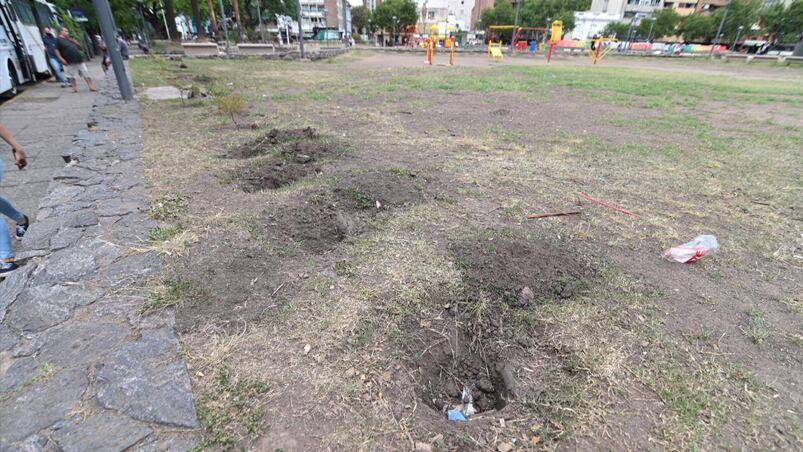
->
<box><xmin>0</xmin><ymin>0</ymin><xmax>56</xmax><ymax>97</ymax></box>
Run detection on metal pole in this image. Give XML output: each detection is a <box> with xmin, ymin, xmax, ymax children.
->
<box><xmin>160</xmin><ymin>1</ymin><xmax>171</xmax><ymax>40</ymax></box>
<box><xmin>731</xmin><ymin>26</ymin><xmax>743</xmax><ymax>51</ymax></box>
<box><xmin>710</xmin><ymin>0</ymin><xmax>731</xmax><ymax>56</ymax></box>
<box><xmin>511</xmin><ymin>0</ymin><xmax>521</xmax><ymax>49</ymax></box>
<box><xmin>626</xmin><ymin>14</ymin><xmax>635</xmax><ymax>44</ymax></box>
<box><xmin>92</xmin><ymin>0</ymin><xmax>133</xmax><ymax>100</ymax></box>
<box><xmin>295</xmin><ymin>0</ymin><xmax>305</xmax><ymax>57</ymax></box>
<box><xmin>647</xmin><ymin>17</ymin><xmax>655</xmax><ymax>42</ymax></box>
<box><xmin>218</xmin><ymin>0</ymin><xmax>230</xmax><ymax>53</ymax></box>
<box><xmin>256</xmin><ymin>0</ymin><xmax>265</xmax><ymax>43</ymax></box>
<box><xmin>392</xmin><ymin>16</ymin><xmax>396</xmax><ymax>47</ymax></box>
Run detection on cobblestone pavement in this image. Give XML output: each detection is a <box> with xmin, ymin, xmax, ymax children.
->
<box><xmin>0</xmin><ymin>62</ymin><xmax>103</xmax><ymax>224</ymax></box>
<box><xmin>0</xmin><ymin>73</ymin><xmax>199</xmax><ymax>450</ymax></box>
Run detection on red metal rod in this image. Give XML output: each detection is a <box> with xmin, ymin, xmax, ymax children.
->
<box><xmin>578</xmin><ymin>192</ymin><xmax>640</xmax><ymax>218</ymax></box>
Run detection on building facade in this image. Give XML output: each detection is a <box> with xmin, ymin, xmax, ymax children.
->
<box><xmin>663</xmin><ymin>0</ymin><xmax>696</xmax><ymax>15</ymax></box>
<box><xmin>470</xmin><ymin>0</ymin><xmax>493</xmax><ymax>31</ymax></box>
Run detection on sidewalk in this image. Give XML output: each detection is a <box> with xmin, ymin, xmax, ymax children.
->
<box><xmin>0</xmin><ymin>64</ymin><xmax>199</xmax><ymax>450</ymax></box>
<box><xmin>0</xmin><ymin>61</ymin><xmax>103</xmax><ymax>225</ymax></box>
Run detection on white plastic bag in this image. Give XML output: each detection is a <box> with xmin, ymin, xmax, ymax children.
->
<box><xmin>664</xmin><ymin>235</ymin><xmax>719</xmax><ymax>263</ymax></box>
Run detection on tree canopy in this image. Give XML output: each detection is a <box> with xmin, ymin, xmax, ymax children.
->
<box><xmin>479</xmin><ymin>0</ymin><xmax>590</xmax><ymax>31</ymax></box>
<box><xmin>373</xmin><ymin>0</ymin><xmax>417</xmax><ymax>31</ymax></box>
<box><xmin>678</xmin><ymin>14</ymin><xmax>716</xmax><ymax>42</ymax></box>
<box><xmin>351</xmin><ymin>6</ymin><xmax>371</xmax><ymax>34</ymax></box>
<box><xmin>602</xmin><ymin>21</ymin><xmax>630</xmax><ymax>38</ymax></box>
<box><xmin>636</xmin><ymin>8</ymin><xmax>680</xmax><ymax>40</ymax></box>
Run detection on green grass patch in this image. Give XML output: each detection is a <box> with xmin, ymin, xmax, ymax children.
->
<box><xmin>148</xmin><ymin>225</ymin><xmax>183</xmax><ymax>243</ymax></box>
<box><xmin>141</xmin><ymin>276</ymin><xmax>207</xmax><ymax>315</ymax></box>
<box><xmin>196</xmin><ymin>365</ymin><xmax>271</xmax><ymax>448</ymax></box>
<box><xmin>745</xmin><ymin>306</ymin><xmax>769</xmax><ymax>344</ymax></box>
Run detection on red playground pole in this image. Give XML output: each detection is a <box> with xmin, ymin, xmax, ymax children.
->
<box><xmin>547</xmin><ymin>41</ymin><xmax>555</xmax><ymax>63</ymax></box>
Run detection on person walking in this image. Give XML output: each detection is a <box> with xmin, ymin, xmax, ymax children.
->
<box><xmin>0</xmin><ymin>124</ymin><xmax>30</xmax><ymax>274</ymax></box>
<box><xmin>42</xmin><ymin>27</ymin><xmax>69</xmax><ymax>88</ymax></box>
<box><xmin>55</xmin><ymin>27</ymin><xmax>97</xmax><ymax>93</ymax></box>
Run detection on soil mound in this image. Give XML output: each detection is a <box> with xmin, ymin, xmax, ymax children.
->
<box><xmin>230</xmin><ymin>127</ymin><xmax>342</xmax><ymax>192</ymax></box>
<box><xmin>334</xmin><ymin>169</ymin><xmax>425</xmax><ymax>209</ymax></box>
<box><xmin>450</xmin><ymin>235</ymin><xmax>594</xmax><ymax>304</ymax></box>
<box><xmin>231</xmin><ymin>127</ymin><xmax>318</xmax><ymax>159</ymax></box>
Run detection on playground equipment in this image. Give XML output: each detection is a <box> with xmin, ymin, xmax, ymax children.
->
<box><xmin>488</xmin><ymin>41</ymin><xmax>504</xmax><ymax>62</ymax></box>
<box><xmin>587</xmin><ymin>36</ymin><xmax>617</xmax><ymax>64</ymax></box>
<box><xmin>546</xmin><ymin>20</ymin><xmax>563</xmax><ymax>63</ymax></box>
<box><xmin>514</xmin><ymin>27</ymin><xmax>548</xmax><ymax>52</ymax></box>
<box><xmin>426</xmin><ymin>36</ymin><xmax>456</xmax><ymax>65</ymax></box>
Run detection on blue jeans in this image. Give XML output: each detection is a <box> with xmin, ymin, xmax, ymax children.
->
<box><xmin>0</xmin><ymin>158</ymin><xmax>25</xmax><ymax>260</ymax></box>
<box><xmin>50</xmin><ymin>57</ymin><xmax>67</xmax><ymax>84</ymax></box>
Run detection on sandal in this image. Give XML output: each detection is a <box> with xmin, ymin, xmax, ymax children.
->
<box><xmin>15</xmin><ymin>215</ymin><xmax>29</xmax><ymax>240</ymax></box>
<box><xmin>0</xmin><ymin>260</ymin><xmax>18</xmax><ymax>274</ymax></box>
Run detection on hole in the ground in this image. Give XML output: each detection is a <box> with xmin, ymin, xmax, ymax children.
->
<box><xmin>415</xmin><ymin>327</ymin><xmax>510</xmax><ymax>414</ymax></box>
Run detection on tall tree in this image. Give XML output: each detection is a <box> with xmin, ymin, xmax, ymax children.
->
<box><xmin>678</xmin><ymin>14</ymin><xmax>715</xmax><ymax>42</ymax></box>
<box><xmin>190</xmin><ymin>0</ymin><xmax>203</xmax><ymax>38</ymax></box>
<box><xmin>163</xmin><ymin>0</ymin><xmax>180</xmax><ymax>40</ymax></box>
<box><xmin>711</xmin><ymin>0</ymin><xmax>761</xmax><ymax>43</ymax></box>
<box><xmin>373</xmin><ymin>0</ymin><xmax>417</xmax><ymax>30</ymax></box>
<box><xmin>351</xmin><ymin>5</ymin><xmax>371</xmax><ymax>33</ymax></box>
<box><xmin>603</xmin><ymin>21</ymin><xmax>630</xmax><ymax>38</ymax></box>
<box><xmin>636</xmin><ymin>8</ymin><xmax>680</xmax><ymax>40</ymax></box>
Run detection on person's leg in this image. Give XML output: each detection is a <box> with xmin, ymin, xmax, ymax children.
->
<box><xmin>49</xmin><ymin>57</ymin><xmax>67</xmax><ymax>85</ymax></box>
<box><xmin>79</xmin><ymin>63</ymin><xmax>96</xmax><ymax>91</ymax></box>
<box><xmin>0</xmin><ymin>159</ymin><xmax>21</xmax><ymax>267</ymax></box>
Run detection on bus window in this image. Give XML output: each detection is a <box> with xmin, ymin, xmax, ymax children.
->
<box><xmin>36</xmin><ymin>3</ymin><xmax>56</xmax><ymax>28</ymax></box>
<box><xmin>11</xmin><ymin>0</ymin><xmax>36</xmax><ymax>26</ymax></box>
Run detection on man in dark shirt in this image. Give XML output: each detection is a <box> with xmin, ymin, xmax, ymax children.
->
<box><xmin>41</xmin><ymin>27</ymin><xmax>68</xmax><ymax>87</ymax></box>
<box><xmin>55</xmin><ymin>27</ymin><xmax>96</xmax><ymax>93</ymax></box>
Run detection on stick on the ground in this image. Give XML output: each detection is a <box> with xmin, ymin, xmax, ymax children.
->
<box><xmin>526</xmin><ymin>210</ymin><xmax>581</xmax><ymax>219</ymax></box>
<box><xmin>578</xmin><ymin>192</ymin><xmax>640</xmax><ymax>218</ymax></box>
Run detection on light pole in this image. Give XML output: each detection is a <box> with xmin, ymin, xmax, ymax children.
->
<box><xmin>647</xmin><ymin>16</ymin><xmax>655</xmax><ymax>42</ymax></box>
<box><xmin>710</xmin><ymin>0</ymin><xmax>732</xmax><ymax>56</ymax></box>
<box><xmin>545</xmin><ymin>17</ymin><xmax>551</xmax><ymax>45</ymax></box>
<box><xmin>731</xmin><ymin>25</ymin><xmax>744</xmax><ymax>51</ymax></box>
<box><xmin>218</xmin><ymin>0</ymin><xmax>230</xmax><ymax>52</ymax></box>
<box><xmin>626</xmin><ymin>14</ymin><xmax>637</xmax><ymax>43</ymax></box>
<box><xmin>92</xmin><ymin>0</ymin><xmax>133</xmax><ymax>100</ymax></box>
<box><xmin>368</xmin><ymin>18</ymin><xmax>372</xmax><ymax>45</ymax></box>
<box><xmin>256</xmin><ymin>0</ymin><xmax>265</xmax><ymax>43</ymax></box>
<box><xmin>392</xmin><ymin>15</ymin><xmax>397</xmax><ymax>47</ymax></box>
<box><xmin>511</xmin><ymin>0</ymin><xmax>521</xmax><ymax>49</ymax></box>
<box><xmin>296</xmin><ymin>0</ymin><xmax>305</xmax><ymax>57</ymax></box>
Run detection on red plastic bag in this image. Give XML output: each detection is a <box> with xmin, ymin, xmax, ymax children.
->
<box><xmin>664</xmin><ymin>235</ymin><xmax>719</xmax><ymax>263</ymax></box>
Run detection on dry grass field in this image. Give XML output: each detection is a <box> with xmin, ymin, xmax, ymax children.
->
<box><xmin>131</xmin><ymin>51</ymin><xmax>802</xmax><ymax>450</ymax></box>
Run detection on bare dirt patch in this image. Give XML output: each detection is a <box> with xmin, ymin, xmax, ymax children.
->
<box><xmin>257</xmin><ymin>169</ymin><xmax>430</xmax><ymax>252</ymax></box>
<box><xmin>450</xmin><ymin>234</ymin><xmax>595</xmax><ymax>304</ymax></box>
<box><xmin>229</xmin><ymin>127</ymin><xmax>342</xmax><ymax>191</ymax></box>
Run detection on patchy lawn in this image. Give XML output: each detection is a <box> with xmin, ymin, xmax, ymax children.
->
<box><xmin>132</xmin><ymin>52</ymin><xmax>802</xmax><ymax>450</ymax></box>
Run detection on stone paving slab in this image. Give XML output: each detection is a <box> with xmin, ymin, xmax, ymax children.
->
<box><xmin>0</xmin><ymin>75</ymin><xmax>199</xmax><ymax>450</ymax></box>
<box><xmin>0</xmin><ymin>62</ymin><xmax>103</xmax><ymax>222</ymax></box>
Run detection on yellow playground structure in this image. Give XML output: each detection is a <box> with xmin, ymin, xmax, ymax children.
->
<box><xmin>488</xmin><ymin>41</ymin><xmax>504</xmax><ymax>62</ymax></box>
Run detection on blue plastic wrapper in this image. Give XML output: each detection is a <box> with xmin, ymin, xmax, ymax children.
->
<box><xmin>448</xmin><ymin>410</ymin><xmax>467</xmax><ymax>421</ymax></box>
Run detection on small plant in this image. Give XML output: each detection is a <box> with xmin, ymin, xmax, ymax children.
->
<box><xmin>745</xmin><ymin>306</ymin><xmax>769</xmax><ymax>344</ymax></box>
<box><xmin>216</xmin><ymin>93</ymin><xmax>246</xmax><ymax>129</ymax></box>
<box><xmin>148</xmin><ymin>225</ymin><xmax>183</xmax><ymax>243</ymax></box>
<box><xmin>141</xmin><ymin>276</ymin><xmax>207</xmax><ymax>315</ymax></box>
<box><xmin>148</xmin><ymin>192</ymin><xmax>188</xmax><ymax>221</ymax></box>
<box><xmin>196</xmin><ymin>365</ymin><xmax>271</xmax><ymax>447</ymax></box>
<box><xmin>350</xmin><ymin>190</ymin><xmax>372</xmax><ymax>209</ymax></box>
